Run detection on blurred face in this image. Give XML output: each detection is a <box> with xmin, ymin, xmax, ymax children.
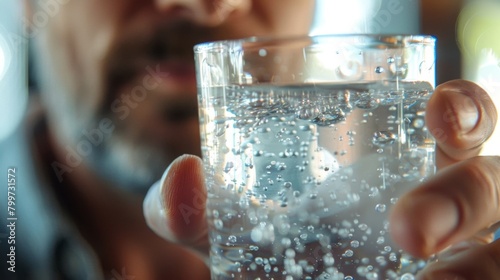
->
<box><xmin>31</xmin><ymin>0</ymin><xmax>315</xmax><ymax>191</ymax></box>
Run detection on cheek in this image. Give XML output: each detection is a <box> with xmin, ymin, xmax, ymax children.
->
<box><xmin>47</xmin><ymin>1</ymin><xmax>120</xmax><ymax>115</ymax></box>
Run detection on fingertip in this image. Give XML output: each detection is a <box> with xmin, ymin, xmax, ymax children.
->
<box><xmin>143</xmin><ymin>180</ymin><xmax>176</xmax><ymax>241</ymax></box>
<box><xmin>389</xmin><ymin>196</ymin><xmax>428</xmax><ymax>259</ymax></box>
<box><xmin>426</xmin><ymin>80</ymin><xmax>496</xmax><ymax>162</ymax></box>
<box><xmin>143</xmin><ymin>154</ymin><xmax>207</xmax><ymax>245</ymax></box>
<box><xmin>390</xmin><ymin>192</ymin><xmax>460</xmax><ymax>259</ymax></box>
<box><xmin>161</xmin><ymin>154</ymin><xmax>208</xmax><ymax>244</ymax></box>
<box><xmin>427</xmin><ymin>81</ymin><xmax>479</xmax><ymax>142</ymax></box>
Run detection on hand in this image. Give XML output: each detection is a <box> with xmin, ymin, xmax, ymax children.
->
<box><xmin>390</xmin><ymin>79</ymin><xmax>499</xmax><ymax>279</ymax></box>
<box><xmin>144</xmin><ymin>79</ymin><xmax>499</xmax><ymax>279</ymax></box>
<box><xmin>143</xmin><ymin>154</ymin><xmax>210</xmax><ymax>261</ymax></box>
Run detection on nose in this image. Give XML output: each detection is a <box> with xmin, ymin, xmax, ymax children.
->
<box><xmin>153</xmin><ymin>0</ymin><xmax>250</xmax><ymax>26</ymax></box>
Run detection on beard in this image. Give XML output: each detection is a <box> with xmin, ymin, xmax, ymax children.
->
<box><xmin>34</xmin><ymin>19</ymin><xmax>213</xmax><ymax>194</ymax></box>
<box><xmin>82</xmin><ymin>125</ymin><xmax>172</xmax><ymax>195</ymax></box>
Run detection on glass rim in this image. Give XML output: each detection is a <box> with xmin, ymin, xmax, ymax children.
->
<box><xmin>194</xmin><ymin>34</ymin><xmax>436</xmax><ymax>54</ymax></box>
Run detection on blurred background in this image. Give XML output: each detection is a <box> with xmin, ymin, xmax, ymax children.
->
<box><xmin>0</xmin><ymin>0</ymin><xmax>498</xmax><ymax>148</ymax></box>
<box><xmin>0</xmin><ymin>0</ymin><xmax>28</xmax><ymax>143</ymax></box>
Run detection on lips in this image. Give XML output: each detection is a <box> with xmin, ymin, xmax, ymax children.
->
<box><xmin>105</xmin><ymin>20</ymin><xmax>211</xmax><ymax>77</ymax></box>
<box><xmin>151</xmin><ymin>59</ymin><xmax>197</xmax><ymax>86</ymax></box>
<box><xmin>101</xmin><ymin>20</ymin><xmax>213</xmax><ymax>119</ymax></box>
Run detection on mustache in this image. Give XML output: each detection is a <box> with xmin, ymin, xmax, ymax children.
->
<box><xmin>105</xmin><ymin>20</ymin><xmax>214</xmax><ymax>88</ymax></box>
<box><xmin>98</xmin><ymin>20</ymin><xmax>213</xmax><ymax>119</ymax></box>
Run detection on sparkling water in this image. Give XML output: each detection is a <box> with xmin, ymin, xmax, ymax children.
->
<box><xmin>199</xmin><ymin>81</ymin><xmax>435</xmax><ymax>280</ymax></box>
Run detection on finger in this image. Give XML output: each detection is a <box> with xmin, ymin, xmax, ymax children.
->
<box><xmin>426</xmin><ymin>80</ymin><xmax>497</xmax><ymax>168</ymax></box>
<box><xmin>144</xmin><ymin>155</ymin><xmax>209</xmax><ymax>255</ymax></box>
<box><xmin>417</xmin><ymin>240</ymin><xmax>500</xmax><ymax>280</ymax></box>
<box><xmin>389</xmin><ymin>156</ymin><xmax>500</xmax><ymax>258</ymax></box>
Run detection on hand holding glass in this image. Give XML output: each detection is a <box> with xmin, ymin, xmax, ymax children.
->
<box><xmin>195</xmin><ymin>35</ymin><xmax>436</xmax><ymax>280</ymax></box>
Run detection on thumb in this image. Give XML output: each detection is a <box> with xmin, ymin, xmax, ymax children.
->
<box><xmin>143</xmin><ymin>155</ymin><xmax>209</xmax><ymax>255</ymax></box>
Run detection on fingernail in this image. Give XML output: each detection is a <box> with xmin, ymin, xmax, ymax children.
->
<box><xmin>447</xmin><ymin>91</ymin><xmax>479</xmax><ymax>133</ymax></box>
<box><xmin>143</xmin><ymin>180</ymin><xmax>176</xmax><ymax>241</ymax></box>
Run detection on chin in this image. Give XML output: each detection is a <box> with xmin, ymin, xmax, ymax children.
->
<box><xmin>85</xmin><ymin>111</ymin><xmax>201</xmax><ymax>195</ymax></box>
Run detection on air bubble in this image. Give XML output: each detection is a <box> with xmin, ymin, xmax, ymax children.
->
<box><xmin>375</xmin><ymin>204</ymin><xmax>387</xmax><ymax>213</ymax></box>
<box><xmin>413</xmin><ymin>118</ymin><xmax>425</xmax><ymax>128</ymax></box>
<box><xmin>376</xmin><ymin>236</ymin><xmax>385</xmax><ymax>244</ymax></box>
<box><xmin>214</xmin><ymin>219</ymin><xmax>223</xmax><ymax>229</ymax></box>
<box><xmin>311</xmin><ymin>108</ymin><xmax>346</xmax><ymax>126</ymax></box>
<box><xmin>389</xmin><ymin>59</ymin><xmax>409</xmax><ymax>78</ymax></box>
<box><xmin>285</xmin><ymin>248</ymin><xmax>296</xmax><ymax>258</ymax></box>
<box><xmin>372</xmin><ymin>131</ymin><xmax>397</xmax><ymax>147</ymax></box>
<box><xmin>400</xmin><ymin>273</ymin><xmax>415</xmax><ymax>280</ymax></box>
<box><xmin>228</xmin><ymin>235</ymin><xmax>237</xmax><ymax>243</ymax></box>
<box><xmin>356</xmin><ymin>97</ymin><xmax>380</xmax><ymax>110</ymax></box>
<box><xmin>366</xmin><ymin>272</ymin><xmax>378</xmax><ymax>280</ymax></box>
<box><xmin>375</xmin><ymin>66</ymin><xmax>384</xmax><ymax>74</ymax></box>
<box><xmin>281</xmin><ymin>237</ymin><xmax>292</xmax><ymax>247</ymax></box>
<box><xmin>323</xmin><ymin>253</ymin><xmax>335</xmax><ymax>266</ymax></box>
<box><xmin>250</xmin><ymin>223</ymin><xmax>275</xmax><ymax>245</ymax></box>
<box><xmin>376</xmin><ymin>256</ymin><xmax>387</xmax><ymax>266</ymax></box>
<box><xmin>356</xmin><ymin>266</ymin><xmax>368</xmax><ymax>276</ymax></box>
<box><xmin>223</xmin><ymin>162</ymin><xmax>234</xmax><ymax>173</ymax></box>
<box><xmin>254</xmin><ymin>150</ymin><xmax>264</xmax><ymax>156</ymax></box>
<box><xmin>296</xmin><ymin>103</ymin><xmax>320</xmax><ymax>120</ymax></box>
<box><xmin>389</xmin><ymin>253</ymin><xmax>398</xmax><ymax>262</ymax></box>
<box><xmin>343</xmin><ymin>249</ymin><xmax>354</xmax><ymax>257</ymax></box>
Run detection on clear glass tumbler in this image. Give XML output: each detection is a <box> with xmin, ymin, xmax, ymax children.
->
<box><xmin>195</xmin><ymin>34</ymin><xmax>436</xmax><ymax>280</ymax></box>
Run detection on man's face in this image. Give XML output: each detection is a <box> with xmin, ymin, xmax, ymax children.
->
<box><xmin>31</xmin><ymin>0</ymin><xmax>314</xmax><ymax>190</ymax></box>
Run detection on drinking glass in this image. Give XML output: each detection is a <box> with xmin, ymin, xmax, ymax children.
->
<box><xmin>195</xmin><ymin>34</ymin><xmax>436</xmax><ymax>280</ymax></box>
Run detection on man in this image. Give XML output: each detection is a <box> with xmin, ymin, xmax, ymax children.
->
<box><xmin>4</xmin><ymin>1</ymin><xmax>314</xmax><ymax>279</ymax></box>
<box><xmin>2</xmin><ymin>0</ymin><xmax>499</xmax><ymax>279</ymax></box>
